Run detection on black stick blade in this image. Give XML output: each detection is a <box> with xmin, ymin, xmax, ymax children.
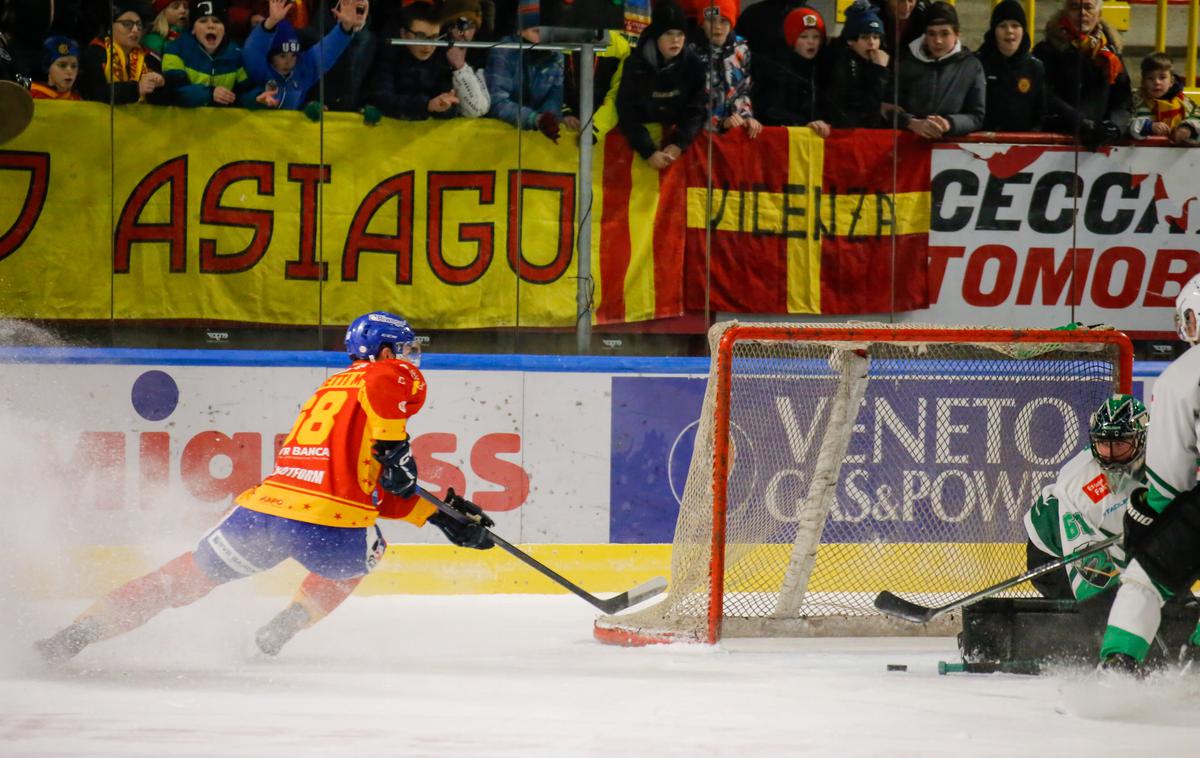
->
<box><xmin>873</xmin><ymin>591</ymin><xmax>938</xmax><ymax>624</ymax></box>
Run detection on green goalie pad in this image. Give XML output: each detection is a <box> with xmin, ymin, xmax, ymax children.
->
<box><xmin>958</xmin><ymin>594</ymin><xmax>1200</xmax><ymax>674</ymax></box>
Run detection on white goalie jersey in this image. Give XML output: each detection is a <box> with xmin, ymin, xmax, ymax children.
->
<box><xmin>1144</xmin><ymin>344</ymin><xmax>1200</xmax><ymax>513</ymax></box>
<box><xmin>1023</xmin><ymin>449</ymin><xmax>1141</xmax><ymax>599</ymax></box>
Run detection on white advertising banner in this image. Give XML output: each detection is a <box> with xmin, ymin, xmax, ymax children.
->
<box><xmin>0</xmin><ymin>362</ymin><xmax>613</xmax><ymax>546</ymax></box>
<box><xmin>916</xmin><ymin>143</ymin><xmax>1200</xmax><ymax>337</ymax></box>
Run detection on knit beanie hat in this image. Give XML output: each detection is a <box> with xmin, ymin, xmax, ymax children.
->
<box><xmin>153</xmin><ymin>0</ymin><xmax>179</xmax><ymax>14</ymax></box>
<box><xmin>784</xmin><ymin>7</ymin><xmax>825</xmax><ymax>48</ymax></box>
<box><xmin>696</xmin><ymin>0</ymin><xmax>740</xmax><ymax>25</ymax></box>
<box><xmin>989</xmin><ymin>0</ymin><xmax>1026</xmax><ymax>30</ymax></box>
<box><xmin>841</xmin><ymin>0</ymin><xmax>882</xmax><ymax>40</ymax></box>
<box><xmin>42</xmin><ymin>35</ymin><xmax>80</xmax><ymax>72</ymax></box>
<box><xmin>647</xmin><ymin>0</ymin><xmax>688</xmax><ymax>37</ymax></box>
<box><xmin>442</xmin><ymin>0</ymin><xmax>484</xmax><ymax>28</ymax></box>
<box><xmin>191</xmin><ymin>0</ymin><xmax>228</xmax><ymax>24</ymax></box>
<box><xmin>269</xmin><ymin>20</ymin><xmax>300</xmax><ymax>56</ymax></box>
<box><xmin>518</xmin><ymin>0</ymin><xmax>539</xmax><ymax>29</ymax></box>
<box><xmin>924</xmin><ymin>1</ymin><xmax>958</xmax><ymax>30</ymax></box>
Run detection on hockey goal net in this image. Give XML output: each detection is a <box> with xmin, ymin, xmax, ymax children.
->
<box><xmin>595</xmin><ymin>323</ymin><xmax>1133</xmax><ymax>645</ymax></box>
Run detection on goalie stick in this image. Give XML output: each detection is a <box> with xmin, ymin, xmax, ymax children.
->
<box><xmin>416</xmin><ymin>487</ymin><xmax>667</xmax><ymax>614</ymax></box>
<box><xmin>874</xmin><ymin>534</ymin><xmax>1122</xmax><ymax>624</ymax></box>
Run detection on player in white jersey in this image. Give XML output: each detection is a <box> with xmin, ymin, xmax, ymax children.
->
<box><xmin>1023</xmin><ymin>395</ymin><xmax>1148</xmax><ymax>602</ymax></box>
<box><xmin>1100</xmin><ymin>274</ymin><xmax>1200</xmax><ymax>671</ymax></box>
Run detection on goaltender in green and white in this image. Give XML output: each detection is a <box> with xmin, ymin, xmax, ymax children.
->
<box><xmin>1023</xmin><ymin>394</ymin><xmax>1150</xmax><ymax>604</ymax></box>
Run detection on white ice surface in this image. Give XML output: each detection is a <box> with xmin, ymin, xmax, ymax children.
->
<box><xmin>3</xmin><ymin>590</ymin><xmax>1200</xmax><ymax>758</ymax></box>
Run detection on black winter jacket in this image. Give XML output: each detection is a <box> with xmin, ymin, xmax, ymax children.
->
<box><xmin>1032</xmin><ymin>12</ymin><xmax>1131</xmax><ymax>134</ymax></box>
<box><xmin>367</xmin><ymin>44</ymin><xmax>456</xmax><ymax>120</ymax></box>
<box><xmin>754</xmin><ymin>50</ymin><xmax>826</xmax><ymax>127</ymax></box>
<box><xmin>825</xmin><ymin>43</ymin><xmax>889</xmax><ymax>129</ymax></box>
<box><xmin>977</xmin><ymin>34</ymin><xmax>1045</xmax><ymax>132</ymax></box>
<box><xmin>616</xmin><ymin>36</ymin><xmax>706</xmax><ymax>159</ymax></box>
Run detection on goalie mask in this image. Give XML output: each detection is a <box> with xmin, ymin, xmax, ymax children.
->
<box><xmin>1088</xmin><ymin>394</ymin><xmax>1148</xmax><ymax>478</ymax></box>
<box><xmin>1175</xmin><ymin>273</ymin><xmax>1200</xmax><ymax>344</ymax></box>
<box><xmin>345</xmin><ymin>311</ymin><xmax>420</xmax><ymax>365</ymax></box>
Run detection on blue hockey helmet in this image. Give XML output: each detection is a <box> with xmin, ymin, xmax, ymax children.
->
<box><xmin>345</xmin><ymin>311</ymin><xmax>419</xmax><ymax>363</ymax></box>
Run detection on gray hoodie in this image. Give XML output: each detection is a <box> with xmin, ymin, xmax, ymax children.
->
<box><xmin>889</xmin><ymin>36</ymin><xmax>986</xmax><ymax>136</ymax></box>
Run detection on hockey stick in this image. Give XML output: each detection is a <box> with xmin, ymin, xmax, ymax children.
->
<box><xmin>874</xmin><ymin>534</ymin><xmax>1122</xmax><ymax>624</ymax></box>
<box><xmin>416</xmin><ymin>487</ymin><xmax>667</xmax><ymax>614</ymax></box>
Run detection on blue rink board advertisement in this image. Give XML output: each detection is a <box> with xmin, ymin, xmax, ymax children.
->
<box><xmin>610</xmin><ymin>374</ymin><xmax>1150</xmax><ymax>545</ymax></box>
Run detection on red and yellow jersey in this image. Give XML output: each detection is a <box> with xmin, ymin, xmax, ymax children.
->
<box><xmin>236</xmin><ymin>359</ymin><xmax>437</xmax><ymax>528</ymax></box>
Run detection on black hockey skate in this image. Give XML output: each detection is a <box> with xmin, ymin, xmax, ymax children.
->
<box><xmin>255</xmin><ymin>602</ymin><xmax>310</xmax><ymax>656</ymax></box>
<box><xmin>34</xmin><ymin>617</ymin><xmax>103</xmax><ymax>665</ymax></box>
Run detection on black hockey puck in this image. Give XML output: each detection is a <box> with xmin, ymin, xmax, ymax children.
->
<box><xmin>887</xmin><ymin>664</ymin><xmax>907</xmax><ymax>672</ymax></box>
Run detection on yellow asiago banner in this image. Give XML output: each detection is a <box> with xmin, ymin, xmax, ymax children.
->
<box><xmin>0</xmin><ymin>101</ymin><xmax>600</xmax><ymax>328</ymax></box>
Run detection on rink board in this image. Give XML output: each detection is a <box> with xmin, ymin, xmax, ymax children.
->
<box><xmin>0</xmin><ymin>348</ymin><xmax>1163</xmax><ymax>597</ymax></box>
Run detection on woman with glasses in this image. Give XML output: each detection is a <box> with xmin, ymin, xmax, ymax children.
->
<box><xmin>79</xmin><ymin>1</ymin><xmax>168</xmax><ymax>103</ymax></box>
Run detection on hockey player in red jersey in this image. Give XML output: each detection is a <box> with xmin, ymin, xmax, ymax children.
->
<box><xmin>35</xmin><ymin>311</ymin><xmax>495</xmax><ymax>663</ymax></box>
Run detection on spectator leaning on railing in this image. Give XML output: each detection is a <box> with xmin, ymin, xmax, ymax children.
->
<box><xmin>242</xmin><ymin>0</ymin><xmax>361</xmax><ymax>111</ymax></box>
<box><xmin>485</xmin><ymin>0</ymin><xmax>565</xmax><ymax>141</ymax></box>
<box><xmin>79</xmin><ymin>1</ymin><xmax>169</xmax><ymax>104</ymax></box>
<box><xmin>1130</xmin><ymin>53</ymin><xmax>1200</xmax><ymax>147</ymax></box>
<box><xmin>366</xmin><ymin>1</ymin><xmax>461</xmax><ymax>121</ymax></box>
<box><xmin>616</xmin><ymin>0</ymin><xmax>706</xmax><ymax>170</ymax></box>
<box><xmin>161</xmin><ymin>0</ymin><xmax>255</xmax><ymax>107</ymax></box>
<box><xmin>754</xmin><ymin>6</ymin><xmax>830</xmax><ymax>135</ymax></box>
<box><xmin>825</xmin><ymin>1</ymin><xmax>889</xmax><ymax>129</ymax></box>
<box><xmin>977</xmin><ymin>0</ymin><xmax>1044</xmax><ymax>132</ymax></box>
<box><xmin>884</xmin><ymin>1</ymin><xmax>984</xmax><ymax>139</ymax></box>
<box><xmin>1032</xmin><ymin>0</ymin><xmax>1130</xmax><ymax>150</ymax></box>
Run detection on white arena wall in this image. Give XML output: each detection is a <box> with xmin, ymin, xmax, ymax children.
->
<box><xmin>0</xmin><ymin>348</ymin><xmax>1166</xmax><ymax>598</ymax></box>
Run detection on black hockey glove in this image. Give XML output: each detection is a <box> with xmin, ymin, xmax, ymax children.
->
<box><xmin>427</xmin><ymin>488</ymin><xmax>495</xmax><ymax>549</ymax></box>
<box><xmin>1083</xmin><ymin>119</ymin><xmax>1121</xmax><ymax>151</ymax></box>
<box><xmin>1123</xmin><ymin>487</ymin><xmax>1157</xmax><ymax>552</ymax></box>
<box><xmin>374</xmin><ymin>439</ymin><xmax>418</xmax><ymax>498</ymax></box>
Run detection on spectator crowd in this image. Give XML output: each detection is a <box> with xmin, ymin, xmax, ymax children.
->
<box><xmin>2</xmin><ymin>0</ymin><xmax>1199</xmax><ymax>168</ymax></box>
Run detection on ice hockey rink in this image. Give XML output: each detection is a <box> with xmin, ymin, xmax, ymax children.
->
<box><xmin>3</xmin><ymin>589</ymin><xmax>1199</xmax><ymax>757</ymax></box>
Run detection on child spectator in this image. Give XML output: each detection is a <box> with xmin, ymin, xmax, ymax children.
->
<box><xmin>754</xmin><ymin>6</ymin><xmax>829</xmax><ymax>135</ymax></box>
<box><xmin>692</xmin><ymin>0</ymin><xmax>761</xmax><ymax>139</ymax></box>
<box><xmin>30</xmin><ymin>35</ymin><xmax>82</xmax><ymax>99</ymax></box>
<box><xmin>1032</xmin><ymin>0</ymin><xmax>1130</xmax><ymax>149</ymax></box>
<box><xmin>1130</xmin><ymin>53</ymin><xmax>1200</xmax><ymax>146</ymax></box>
<box><xmin>144</xmin><ymin>0</ymin><xmax>189</xmax><ymax>55</ymax></box>
<box><xmin>366</xmin><ymin>1</ymin><xmax>460</xmax><ymax>120</ymax></box>
<box><xmin>441</xmin><ymin>0</ymin><xmax>491</xmax><ymax>118</ymax></box>
<box><xmin>978</xmin><ymin>0</ymin><xmax>1044</xmax><ymax>132</ymax></box>
<box><xmin>79</xmin><ymin>1</ymin><xmax>169</xmax><ymax>104</ymax></box>
<box><xmin>162</xmin><ymin>0</ymin><xmax>254</xmax><ymax>107</ymax></box>
<box><xmin>616</xmin><ymin>0</ymin><xmax>705</xmax><ymax>169</ymax></box>
<box><xmin>885</xmin><ymin>1</ymin><xmax>984</xmax><ymax>139</ymax></box>
<box><xmin>825</xmin><ymin>0</ymin><xmax>888</xmax><ymax>129</ymax></box>
<box><xmin>485</xmin><ymin>0</ymin><xmax>564</xmax><ymax>141</ymax></box>
<box><xmin>242</xmin><ymin>0</ymin><xmax>361</xmax><ymax>110</ymax></box>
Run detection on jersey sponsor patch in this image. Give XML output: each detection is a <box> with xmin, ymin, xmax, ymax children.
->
<box><xmin>1083</xmin><ymin>473</ymin><xmax>1111</xmax><ymax>503</ymax></box>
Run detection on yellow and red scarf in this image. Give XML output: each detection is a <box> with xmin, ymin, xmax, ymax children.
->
<box><xmin>90</xmin><ymin>35</ymin><xmax>148</xmax><ymax>84</ymax></box>
<box><xmin>1151</xmin><ymin>95</ymin><xmax>1187</xmax><ymax>129</ymax></box>
<box><xmin>30</xmin><ymin>82</ymin><xmax>82</xmax><ymax>100</ymax></box>
<box><xmin>1059</xmin><ymin>16</ymin><xmax>1122</xmax><ymax>85</ymax></box>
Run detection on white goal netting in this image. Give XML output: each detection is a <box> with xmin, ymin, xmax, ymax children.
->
<box><xmin>595</xmin><ymin>322</ymin><xmax>1132</xmax><ymax>644</ymax></box>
